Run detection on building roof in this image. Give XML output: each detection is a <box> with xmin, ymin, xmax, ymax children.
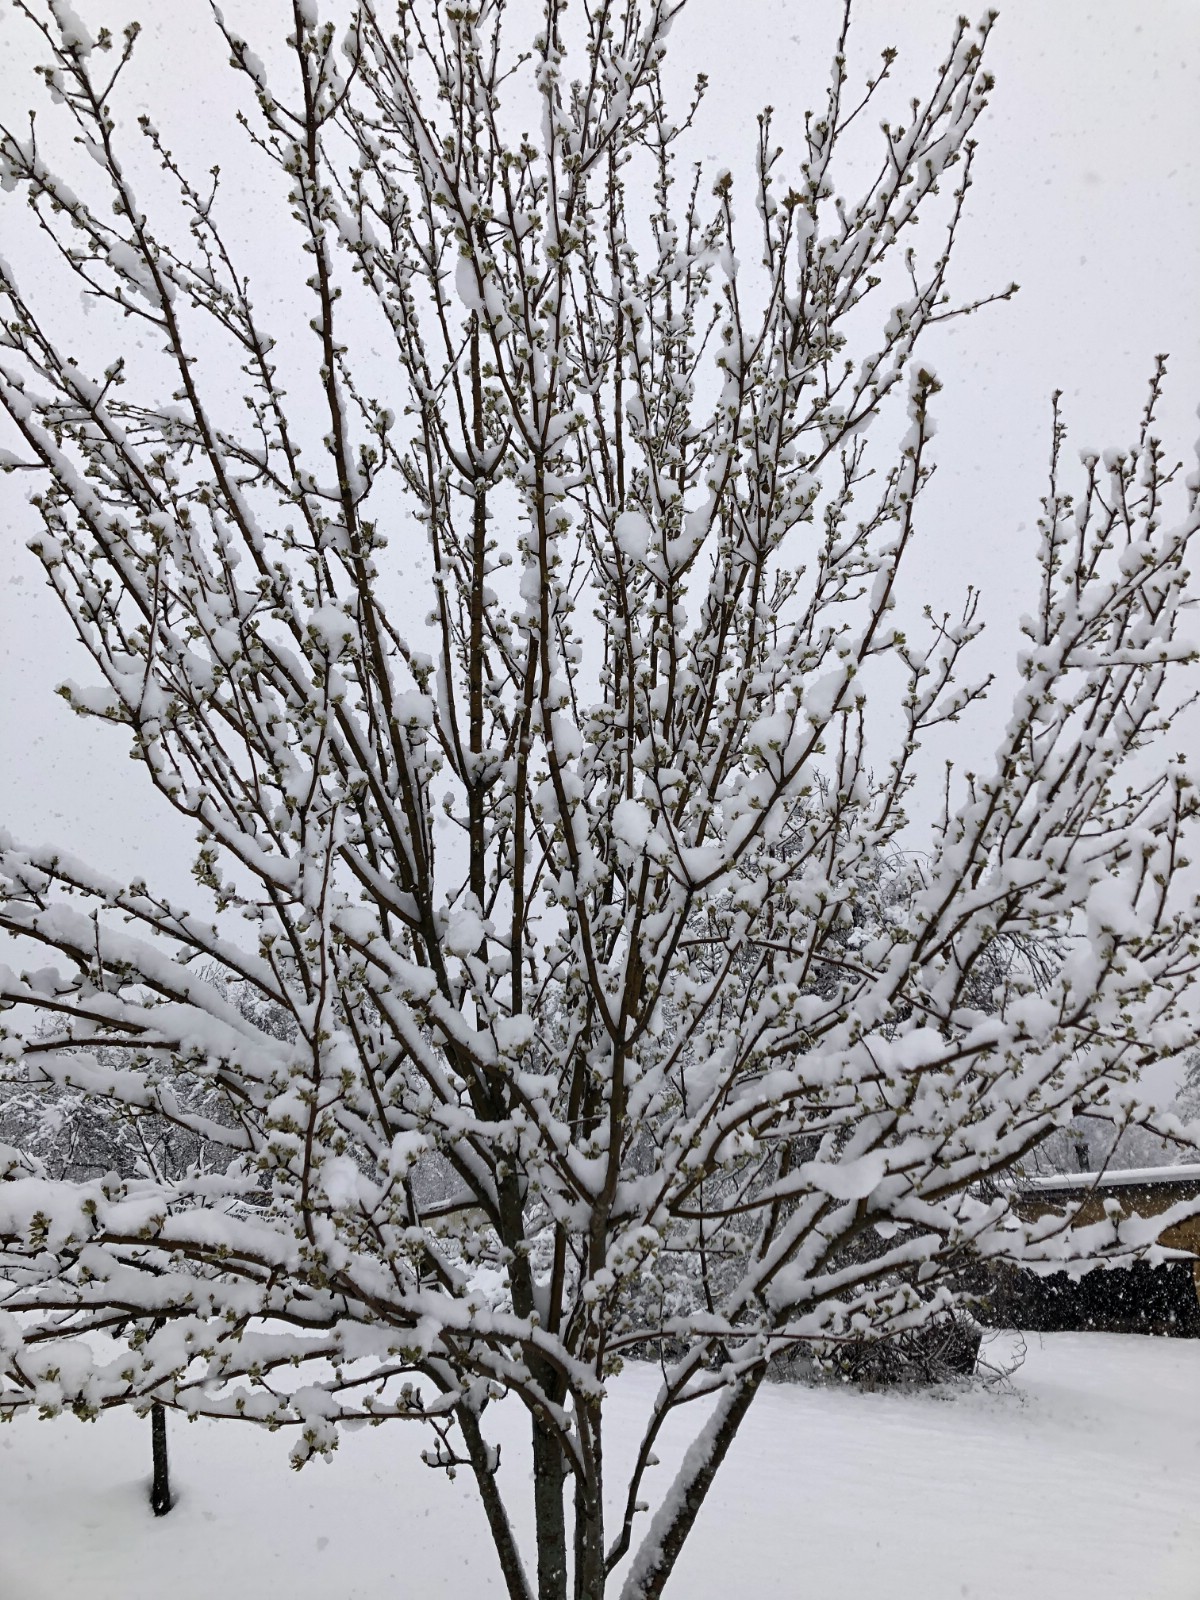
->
<box><xmin>1018</xmin><ymin>1163</ymin><xmax>1200</xmax><ymax>1194</ymax></box>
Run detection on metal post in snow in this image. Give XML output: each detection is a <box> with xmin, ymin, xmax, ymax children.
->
<box><xmin>150</xmin><ymin>1401</ymin><xmax>172</xmax><ymax>1516</ymax></box>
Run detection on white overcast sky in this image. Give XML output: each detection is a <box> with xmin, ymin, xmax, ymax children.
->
<box><xmin>1</xmin><ymin>0</ymin><xmax>1198</xmax><ymax>915</ymax></box>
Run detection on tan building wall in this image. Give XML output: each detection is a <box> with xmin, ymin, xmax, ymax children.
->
<box><xmin>1014</xmin><ymin>1170</ymin><xmax>1200</xmax><ymax>1300</ymax></box>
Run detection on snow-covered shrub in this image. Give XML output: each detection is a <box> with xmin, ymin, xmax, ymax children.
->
<box><xmin>984</xmin><ymin>1260</ymin><xmax>1200</xmax><ymax>1340</ymax></box>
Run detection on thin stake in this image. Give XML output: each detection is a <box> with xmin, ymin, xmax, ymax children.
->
<box><xmin>150</xmin><ymin>1401</ymin><xmax>172</xmax><ymax>1517</ymax></box>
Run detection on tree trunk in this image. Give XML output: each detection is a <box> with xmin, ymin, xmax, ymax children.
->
<box><xmin>457</xmin><ymin>1403</ymin><xmax>534</xmax><ymax>1600</ymax></box>
<box><xmin>619</xmin><ymin>1373</ymin><xmax>763</xmax><ymax>1600</ymax></box>
<box><xmin>576</xmin><ymin>1414</ymin><xmax>604</xmax><ymax>1600</ymax></box>
<box><xmin>149</xmin><ymin>1401</ymin><xmax>172</xmax><ymax>1517</ymax></box>
<box><xmin>532</xmin><ymin>1409</ymin><xmax>569</xmax><ymax>1600</ymax></box>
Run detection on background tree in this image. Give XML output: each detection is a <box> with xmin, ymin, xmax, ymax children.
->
<box><xmin>0</xmin><ymin>968</ymin><xmax>267</xmax><ymax>1183</ymax></box>
<box><xmin>1</xmin><ymin>4</ymin><xmax>1198</xmax><ymax>1598</ymax></box>
<box><xmin>1029</xmin><ymin>1061</ymin><xmax>1200</xmax><ymax>1177</ymax></box>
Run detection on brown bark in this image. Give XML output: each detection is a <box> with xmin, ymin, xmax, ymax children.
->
<box><xmin>572</xmin><ymin>1394</ymin><xmax>605</xmax><ymax>1600</ymax></box>
<box><xmin>532</xmin><ymin>1409</ymin><xmax>569</xmax><ymax>1600</ymax></box>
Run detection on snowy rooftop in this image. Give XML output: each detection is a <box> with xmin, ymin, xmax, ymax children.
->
<box><xmin>1018</xmin><ymin>1164</ymin><xmax>1200</xmax><ymax>1193</ymax></box>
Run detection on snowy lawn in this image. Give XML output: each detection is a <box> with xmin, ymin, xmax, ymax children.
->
<box><xmin>2</xmin><ymin>1331</ymin><xmax>1197</xmax><ymax>1600</ymax></box>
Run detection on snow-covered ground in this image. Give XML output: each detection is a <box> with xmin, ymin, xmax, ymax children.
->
<box><xmin>2</xmin><ymin>1332</ymin><xmax>1197</xmax><ymax>1599</ymax></box>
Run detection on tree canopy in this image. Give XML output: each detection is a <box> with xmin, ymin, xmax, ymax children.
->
<box><xmin>1</xmin><ymin>4</ymin><xmax>1198</xmax><ymax>1597</ymax></box>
